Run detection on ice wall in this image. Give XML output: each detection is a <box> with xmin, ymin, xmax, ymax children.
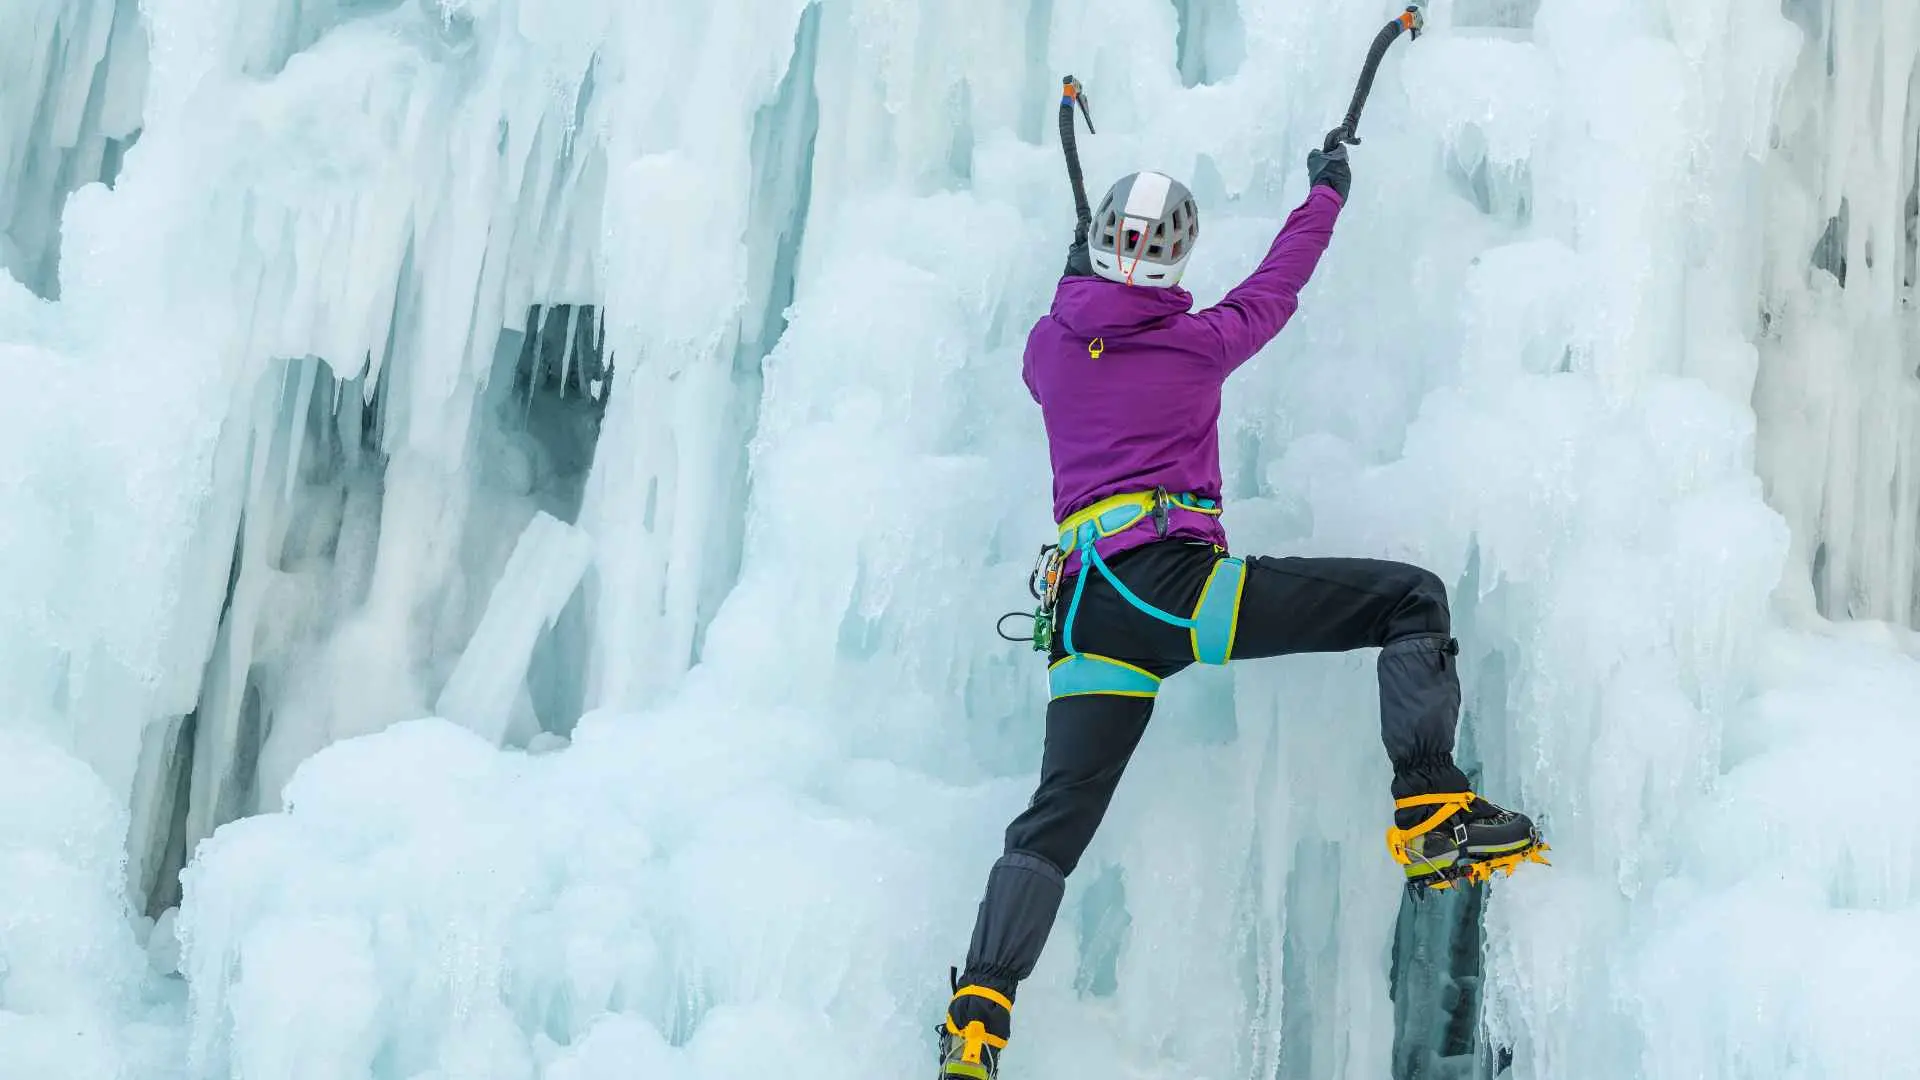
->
<box><xmin>0</xmin><ymin>725</ymin><xmax>184</xmax><ymax>1079</ymax></box>
<box><xmin>1755</xmin><ymin>0</ymin><xmax>1920</xmax><ymax>629</ymax></box>
<box><xmin>2</xmin><ymin>0</ymin><xmax>1919</xmax><ymax>1078</ymax></box>
<box><xmin>0</xmin><ymin>0</ymin><xmax>147</xmax><ymax>297</ymax></box>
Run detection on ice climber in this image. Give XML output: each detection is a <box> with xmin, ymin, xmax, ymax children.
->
<box><xmin>935</xmin><ymin>98</ymin><xmax>1548</xmax><ymax>1079</ymax></box>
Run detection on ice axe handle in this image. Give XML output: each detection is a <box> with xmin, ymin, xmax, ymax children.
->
<box><xmin>1060</xmin><ymin>76</ymin><xmax>1095</xmax><ymax>239</ymax></box>
<box><xmin>1331</xmin><ymin>5</ymin><xmax>1424</xmax><ymax>149</ymax></box>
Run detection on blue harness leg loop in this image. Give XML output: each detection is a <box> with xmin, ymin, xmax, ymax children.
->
<box><xmin>1189</xmin><ymin>556</ymin><xmax>1246</xmax><ymax>665</ymax></box>
<box><xmin>1048</xmin><ymin>654</ymin><xmax>1162</xmax><ymax>700</ymax></box>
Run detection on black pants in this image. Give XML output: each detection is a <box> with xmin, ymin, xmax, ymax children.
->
<box><xmin>958</xmin><ymin>540</ymin><xmax>1470</xmax><ymax>1001</ymax></box>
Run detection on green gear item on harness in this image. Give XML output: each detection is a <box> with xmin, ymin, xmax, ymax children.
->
<box><xmin>1045</xmin><ymin>489</ymin><xmax>1247</xmax><ymax>697</ymax></box>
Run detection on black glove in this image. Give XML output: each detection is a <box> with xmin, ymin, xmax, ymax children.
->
<box><xmin>1063</xmin><ymin>229</ymin><xmax>1094</xmax><ymax>278</ymax></box>
<box><xmin>1308</xmin><ymin>130</ymin><xmax>1352</xmax><ymax>200</ymax></box>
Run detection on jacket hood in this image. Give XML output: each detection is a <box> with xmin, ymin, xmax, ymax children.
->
<box><xmin>1048</xmin><ymin>276</ymin><xmax>1195</xmax><ymax>337</ymax></box>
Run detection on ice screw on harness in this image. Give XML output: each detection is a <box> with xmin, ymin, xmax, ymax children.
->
<box><xmin>1325</xmin><ymin>4</ymin><xmax>1425</xmax><ymax>152</ymax></box>
<box><xmin>996</xmin><ymin>546</ymin><xmax>1066</xmax><ymax>653</ymax></box>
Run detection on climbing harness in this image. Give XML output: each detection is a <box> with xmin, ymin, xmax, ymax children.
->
<box><xmin>997</xmin><ymin>488</ymin><xmax>1249</xmax><ymax>701</ymax></box>
<box><xmin>1388</xmin><ymin>792</ymin><xmax>1552</xmax><ymax>895</ymax></box>
<box><xmin>1053</xmin><ymin>490</ymin><xmax>1228</xmax><ymax>650</ymax></box>
<box><xmin>1325</xmin><ymin>4</ymin><xmax>1426</xmax><ymax>152</ymax></box>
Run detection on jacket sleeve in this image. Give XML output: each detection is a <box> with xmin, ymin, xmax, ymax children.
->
<box><xmin>1192</xmin><ymin>185</ymin><xmax>1344</xmax><ymax>373</ymax></box>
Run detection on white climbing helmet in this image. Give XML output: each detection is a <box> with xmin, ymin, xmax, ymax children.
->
<box><xmin>1089</xmin><ymin>170</ymin><xmax>1199</xmax><ymax>287</ymax></box>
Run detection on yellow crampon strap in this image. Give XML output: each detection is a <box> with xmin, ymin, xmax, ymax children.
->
<box><xmin>944</xmin><ymin>985</ymin><xmax>1012</xmax><ymax>1065</ymax></box>
<box><xmin>1384</xmin><ymin>792</ymin><xmax>1476</xmax><ymax>866</ymax></box>
<box><xmin>1386</xmin><ymin>792</ymin><xmax>1553</xmax><ymax>892</ymax></box>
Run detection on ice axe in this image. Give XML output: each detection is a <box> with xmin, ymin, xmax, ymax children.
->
<box><xmin>1326</xmin><ymin>4</ymin><xmax>1425</xmax><ymax>151</ymax></box>
<box><xmin>1058</xmin><ymin>75</ymin><xmax>1096</xmax><ymax>245</ymax></box>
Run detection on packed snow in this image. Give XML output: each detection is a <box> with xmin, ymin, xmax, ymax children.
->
<box><xmin>2</xmin><ymin>0</ymin><xmax>1918</xmax><ymax>1077</ymax></box>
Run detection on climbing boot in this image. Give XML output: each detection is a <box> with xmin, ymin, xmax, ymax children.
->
<box><xmin>1387</xmin><ymin>792</ymin><xmax>1549</xmax><ymax>894</ymax></box>
<box><xmin>936</xmin><ymin>971</ymin><xmax>1011</xmax><ymax>1079</ymax></box>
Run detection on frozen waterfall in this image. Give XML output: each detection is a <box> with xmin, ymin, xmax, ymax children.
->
<box><xmin>1</xmin><ymin>0</ymin><xmax>1917</xmax><ymax>1077</ymax></box>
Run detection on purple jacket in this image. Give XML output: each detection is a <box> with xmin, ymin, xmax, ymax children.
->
<box><xmin>1023</xmin><ymin>185</ymin><xmax>1345</xmax><ymax>567</ymax></box>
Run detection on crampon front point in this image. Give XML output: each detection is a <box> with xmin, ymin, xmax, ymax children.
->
<box><xmin>1403</xmin><ymin>842</ymin><xmax>1553</xmax><ymax>893</ymax></box>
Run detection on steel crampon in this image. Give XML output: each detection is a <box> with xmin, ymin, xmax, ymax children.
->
<box><xmin>1424</xmin><ymin>843</ymin><xmax>1553</xmax><ymax>891</ymax></box>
